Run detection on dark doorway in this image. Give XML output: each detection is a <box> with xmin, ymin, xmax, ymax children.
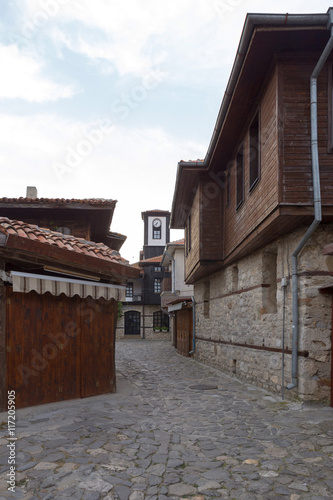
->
<box><xmin>125</xmin><ymin>311</ymin><xmax>141</xmax><ymax>335</ymax></box>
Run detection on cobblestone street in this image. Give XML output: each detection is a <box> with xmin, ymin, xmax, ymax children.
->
<box><xmin>0</xmin><ymin>339</ymin><xmax>333</xmax><ymax>500</ymax></box>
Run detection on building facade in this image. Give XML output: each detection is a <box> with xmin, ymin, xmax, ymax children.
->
<box><xmin>170</xmin><ymin>11</ymin><xmax>333</xmax><ymax>404</ymax></box>
<box><xmin>161</xmin><ymin>239</ymin><xmax>194</xmax><ymax>354</ymax></box>
<box><xmin>116</xmin><ymin>210</ymin><xmax>171</xmax><ymax>340</ymax></box>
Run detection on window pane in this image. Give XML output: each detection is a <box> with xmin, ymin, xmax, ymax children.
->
<box><xmin>154</xmin><ymin>279</ymin><xmax>161</xmax><ymax>293</ymax></box>
<box><xmin>153</xmin><ymin>311</ymin><xmax>169</xmax><ymax>331</ymax></box>
<box><xmin>126</xmin><ymin>283</ymin><xmax>133</xmax><ymax>297</ymax></box>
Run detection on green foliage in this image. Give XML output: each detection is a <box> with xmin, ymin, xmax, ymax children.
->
<box><xmin>117</xmin><ymin>301</ymin><xmax>123</xmax><ymax>320</ymax></box>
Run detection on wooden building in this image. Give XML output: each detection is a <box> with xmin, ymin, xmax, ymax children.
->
<box><xmin>171</xmin><ymin>11</ymin><xmax>333</xmax><ymax>404</ymax></box>
<box><xmin>0</xmin><ymin>218</ymin><xmax>139</xmax><ymax>410</ymax></box>
<box><xmin>0</xmin><ymin>187</ymin><xmax>127</xmax><ymax>251</ymax></box>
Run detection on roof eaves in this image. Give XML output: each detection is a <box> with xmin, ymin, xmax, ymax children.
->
<box><xmin>3</xmin><ymin>232</ymin><xmax>139</xmax><ymax>281</ymax></box>
<box><xmin>204</xmin><ymin>11</ymin><xmax>330</xmax><ymax>169</ymax></box>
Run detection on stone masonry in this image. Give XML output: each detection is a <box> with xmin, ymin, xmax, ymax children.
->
<box><xmin>116</xmin><ymin>305</ymin><xmax>171</xmax><ymax>341</ymax></box>
<box><xmin>193</xmin><ymin>224</ymin><xmax>333</xmax><ymax>404</ymax></box>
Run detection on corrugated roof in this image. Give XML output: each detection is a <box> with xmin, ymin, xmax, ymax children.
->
<box><xmin>0</xmin><ymin>217</ymin><xmax>127</xmax><ymax>265</ymax></box>
<box><xmin>0</xmin><ymin>197</ymin><xmax>116</xmax><ymax>206</ymax></box>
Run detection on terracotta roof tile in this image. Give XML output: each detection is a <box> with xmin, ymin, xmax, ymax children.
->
<box><xmin>169</xmin><ymin>238</ymin><xmax>185</xmax><ymax>245</ymax></box>
<box><xmin>139</xmin><ymin>254</ymin><xmax>164</xmax><ymax>265</ymax></box>
<box><xmin>0</xmin><ymin>197</ymin><xmax>116</xmax><ymax>207</ymax></box>
<box><xmin>0</xmin><ymin>217</ymin><xmax>129</xmax><ymax>266</ymax></box>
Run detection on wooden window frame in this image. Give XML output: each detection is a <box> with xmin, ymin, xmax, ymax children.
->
<box><xmin>236</xmin><ymin>145</ymin><xmax>244</xmax><ymax>210</ymax></box>
<box><xmin>188</xmin><ymin>214</ymin><xmax>192</xmax><ymax>252</ymax></box>
<box><xmin>226</xmin><ymin>170</ymin><xmax>231</xmax><ymax>207</ymax></box>
<box><xmin>153</xmin><ymin>227</ymin><xmax>161</xmax><ymax>239</ymax></box>
<box><xmin>154</xmin><ymin>278</ymin><xmax>161</xmax><ymax>294</ymax></box>
<box><xmin>249</xmin><ymin>110</ymin><xmax>261</xmax><ymax>191</ymax></box>
<box><xmin>153</xmin><ymin>311</ymin><xmax>169</xmax><ymax>331</ymax></box>
<box><xmin>126</xmin><ymin>282</ymin><xmax>133</xmax><ymax>298</ymax></box>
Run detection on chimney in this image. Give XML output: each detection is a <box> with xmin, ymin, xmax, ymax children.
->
<box><xmin>26</xmin><ymin>186</ymin><xmax>38</xmax><ymax>199</ymax></box>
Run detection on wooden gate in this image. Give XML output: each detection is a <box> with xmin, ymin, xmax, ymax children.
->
<box><xmin>6</xmin><ymin>288</ymin><xmax>117</xmax><ymax>409</ymax></box>
<box><xmin>175</xmin><ymin>308</ymin><xmax>193</xmax><ymax>357</ymax></box>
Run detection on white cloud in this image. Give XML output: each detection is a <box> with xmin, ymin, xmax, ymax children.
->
<box><xmin>0</xmin><ymin>112</ymin><xmax>205</xmax><ymax>259</ymax></box>
<box><xmin>21</xmin><ymin>0</ymin><xmax>242</xmax><ymax>84</ymax></box>
<box><xmin>0</xmin><ymin>45</ymin><xmax>77</xmax><ymax>102</ymax></box>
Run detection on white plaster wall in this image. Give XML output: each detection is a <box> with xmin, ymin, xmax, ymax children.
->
<box><xmin>147</xmin><ymin>216</ymin><xmax>167</xmax><ymax>247</ymax></box>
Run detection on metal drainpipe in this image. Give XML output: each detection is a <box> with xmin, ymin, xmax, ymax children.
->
<box><xmin>287</xmin><ymin>10</ymin><xmax>333</xmax><ymax>390</ymax></box>
<box><xmin>189</xmin><ymin>296</ymin><xmax>196</xmax><ymax>355</ymax></box>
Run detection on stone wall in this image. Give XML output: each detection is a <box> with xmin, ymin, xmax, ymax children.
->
<box><xmin>116</xmin><ymin>304</ymin><xmax>171</xmax><ymax>341</ymax></box>
<box><xmin>193</xmin><ymin>225</ymin><xmax>333</xmax><ymax>403</ymax></box>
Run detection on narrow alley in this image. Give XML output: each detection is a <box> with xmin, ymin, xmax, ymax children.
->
<box><xmin>0</xmin><ymin>340</ymin><xmax>332</xmax><ymax>500</ymax></box>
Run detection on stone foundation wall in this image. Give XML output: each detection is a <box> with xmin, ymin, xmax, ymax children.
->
<box><xmin>194</xmin><ymin>225</ymin><xmax>333</xmax><ymax>403</ymax></box>
<box><xmin>116</xmin><ymin>304</ymin><xmax>171</xmax><ymax>341</ymax></box>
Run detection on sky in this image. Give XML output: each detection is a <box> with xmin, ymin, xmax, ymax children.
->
<box><xmin>1</xmin><ymin>0</ymin><xmax>332</xmax><ymax>262</ymax></box>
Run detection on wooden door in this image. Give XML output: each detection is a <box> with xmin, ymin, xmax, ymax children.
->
<box><xmin>6</xmin><ymin>288</ymin><xmax>116</xmax><ymax>409</ymax></box>
<box><xmin>176</xmin><ymin>308</ymin><xmax>193</xmax><ymax>357</ymax></box>
<box><xmin>80</xmin><ymin>298</ymin><xmax>116</xmax><ymax>398</ymax></box>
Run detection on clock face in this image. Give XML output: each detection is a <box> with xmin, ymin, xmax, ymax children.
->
<box><xmin>153</xmin><ymin>218</ymin><xmax>161</xmax><ymax>228</ymax></box>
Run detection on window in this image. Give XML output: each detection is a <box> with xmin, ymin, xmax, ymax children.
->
<box><xmin>152</xmin><ymin>218</ymin><xmax>162</xmax><ymax>239</ymax></box>
<box><xmin>126</xmin><ymin>283</ymin><xmax>133</xmax><ymax>298</ymax></box>
<box><xmin>236</xmin><ymin>145</ymin><xmax>244</xmax><ymax>209</ymax></box>
<box><xmin>188</xmin><ymin>214</ymin><xmax>192</xmax><ymax>252</ymax></box>
<box><xmin>185</xmin><ymin>214</ymin><xmax>191</xmax><ymax>255</ymax></box>
<box><xmin>56</xmin><ymin>226</ymin><xmax>71</xmax><ymax>235</ymax></box>
<box><xmin>153</xmin><ymin>311</ymin><xmax>169</xmax><ymax>331</ymax></box>
<box><xmin>226</xmin><ymin>170</ymin><xmax>231</xmax><ymax>207</ymax></box>
<box><xmin>249</xmin><ymin>111</ymin><xmax>260</xmax><ymax>190</ymax></box>
<box><xmin>154</xmin><ymin>279</ymin><xmax>161</xmax><ymax>294</ymax></box>
<box><xmin>154</xmin><ymin>266</ymin><xmax>162</xmax><ymax>272</ymax></box>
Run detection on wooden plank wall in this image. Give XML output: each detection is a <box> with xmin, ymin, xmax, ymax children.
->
<box><xmin>199</xmin><ymin>176</ymin><xmax>223</xmax><ymax>261</ymax></box>
<box><xmin>224</xmin><ymin>65</ymin><xmax>279</xmax><ymax>259</ymax></box>
<box><xmin>185</xmin><ymin>188</ymin><xmax>201</xmax><ymax>280</ymax></box>
<box><xmin>176</xmin><ymin>308</ymin><xmax>193</xmax><ymax>357</ymax></box>
<box><xmin>0</xmin><ymin>280</ymin><xmax>6</xmax><ymax>412</ymax></box>
<box><xmin>6</xmin><ymin>288</ymin><xmax>117</xmax><ymax>409</ymax></box>
<box><xmin>281</xmin><ymin>56</ymin><xmax>333</xmax><ymax>206</ymax></box>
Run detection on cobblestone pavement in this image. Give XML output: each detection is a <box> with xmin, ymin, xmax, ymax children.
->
<box><xmin>0</xmin><ymin>340</ymin><xmax>333</xmax><ymax>500</ymax></box>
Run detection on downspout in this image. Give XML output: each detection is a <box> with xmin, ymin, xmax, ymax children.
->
<box><xmin>287</xmin><ymin>9</ymin><xmax>333</xmax><ymax>390</ymax></box>
<box><xmin>189</xmin><ymin>296</ymin><xmax>196</xmax><ymax>355</ymax></box>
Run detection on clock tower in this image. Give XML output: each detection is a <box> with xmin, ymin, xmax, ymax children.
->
<box><xmin>141</xmin><ymin>209</ymin><xmax>170</xmax><ymax>259</ymax></box>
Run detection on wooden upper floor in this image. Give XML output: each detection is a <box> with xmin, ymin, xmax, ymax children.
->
<box><xmin>171</xmin><ymin>12</ymin><xmax>333</xmax><ymax>283</ymax></box>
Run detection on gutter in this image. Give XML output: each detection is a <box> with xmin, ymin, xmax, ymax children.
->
<box><xmin>287</xmin><ymin>8</ymin><xmax>333</xmax><ymax>390</ymax></box>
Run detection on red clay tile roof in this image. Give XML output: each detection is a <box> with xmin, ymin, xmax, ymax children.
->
<box><xmin>139</xmin><ymin>254</ymin><xmax>164</xmax><ymax>265</ymax></box>
<box><xmin>0</xmin><ymin>217</ymin><xmax>128</xmax><ymax>265</ymax></box>
<box><xmin>0</xmin><ymin>197</ymin><xmax>116</xmax><ymax>207</ymax></box>
<box><xmin>169</xmin><ymin>238</ymin><xmax>185</xmax><ymax>245</ymax></box>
